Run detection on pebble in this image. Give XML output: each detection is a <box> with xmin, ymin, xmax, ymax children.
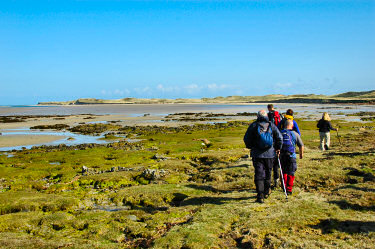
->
<box><xmin>126</xmin><ymin>215</ymin><xmax>138</xmax><ymax>221</ymax></box>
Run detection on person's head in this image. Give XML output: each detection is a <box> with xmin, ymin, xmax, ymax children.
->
<box><xmin>257</xmin><ymin>110</ymin><xmax>268</xmax><ymax>119</ymax></box>
<box><xmin>286</xmin><ymin>109</ymin><xmax>294</xmax><ymax>116</ymax></box>
<box><xmin>322</xmin><ymin>112</ymin><xmax>331</xmax><ymax>121</ymax></box>
<box><xmin>285</xmin><ymin>119</ymin><xmax>294</xmax><ymax>130</ymax></box>
<box><xmin>267</xmin><ymin>104</ymin><xmax>274</xmax><ymax>112</ymax></box>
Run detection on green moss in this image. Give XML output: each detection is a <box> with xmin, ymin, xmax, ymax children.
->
<box><xmin>1</xmin><ymin>119</ymin><xmax>375</xmax><ymax>247</ymax></box>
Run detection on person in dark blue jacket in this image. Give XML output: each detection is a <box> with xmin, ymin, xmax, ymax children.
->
<box><xmin>244</xmin><ymin>110</ymin><xmax>283</xmax><ymax>203</ymax></box>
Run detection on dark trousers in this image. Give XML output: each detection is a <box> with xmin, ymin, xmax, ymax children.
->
<box><xmin>280</xmin><ymin>154</ymin><xmax>297</xmax><ymax>176</ymax></box>
<box><xmin>272</xmin><ymin>156</ymin><xmax>279</xmax><ymax>180</ymax></box>
<box><xmin>252</xmin><ymin>158</ymin><xmax>273</xmax><ymax>196</ymax></box>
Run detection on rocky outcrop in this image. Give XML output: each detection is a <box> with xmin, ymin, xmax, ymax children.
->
<box><xmin>30</xmin><ymin>124</ymin><xmax>70</xmax><ymax>130</ymax></box>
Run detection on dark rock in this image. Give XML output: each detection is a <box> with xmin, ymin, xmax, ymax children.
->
<box><xmin>118</xmin><ymin>166</ymin><xmax>126</xmax><ymax>171</ymax></box>
<box><xmin>152</xmin><ymin>154</ymin><xmax>171</xmax><ymax>160</ymax></box>
<box><xmin>141</xmin><ymin>169</ymin><xmax>161</xmax><ymax>180</ymax></box>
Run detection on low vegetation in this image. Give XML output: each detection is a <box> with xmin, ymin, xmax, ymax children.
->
<box><xmin>0</xmin><ymin>118</ymin><xmax>374</xmax><ymax>248</ymax></box>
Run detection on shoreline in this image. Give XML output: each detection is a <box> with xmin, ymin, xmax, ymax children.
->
<box><xmin>37</xmin><ymin>100</ymin><xmax>375</xmax><ymax>106</ymax></box>
<box><xmin>1</xmin><ymin>103</ymin><xmax>373</xmax><ymax>149</ymax></box>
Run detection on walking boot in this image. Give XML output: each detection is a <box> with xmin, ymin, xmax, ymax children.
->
<box><xmin>264</xmin><ymin>179</ymin><xmax>272</xmax><ymax>199</ymax></box>
<box><xmin>286</xmin><ymin>175</ymin><xmax>295</xmax><ymax>195</ymax></box>
<box><xmin>256</xmin><ymin>193</ymin><xmax>264</xmax><ymax>203</ymax></box>
<box><xmin>255</xmin><ymin>180</ymin><xmax>265</xmax><ymax>203</ymax></box>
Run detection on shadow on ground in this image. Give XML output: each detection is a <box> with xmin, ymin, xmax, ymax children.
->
<box><xmin>311</xmin><ymin>219</ymin><xmax>375</xmax><ymax>234</ymax></box>
<box><xmin>179</xmin><ymin>196</ymin><xmax>253</xmax><ymax>206</ymax></box>
<box><xmin>334</xmin><ymin>185</ymin><xmax>375</xmax><ymax>193</ymax></box>
<box><xmin>327</xmin><ymin>149</ymin><xmax>375</xmax><ymax>157</ymax></box>
<box><xmin>186</xmin><ymin>184</ymin><xmax>253</xmax><ymax>194</ymax></box>
<box><xmin>329</xmin><ymin>200</ymin><xmax>375</xmax><ymax>211</ymax></box>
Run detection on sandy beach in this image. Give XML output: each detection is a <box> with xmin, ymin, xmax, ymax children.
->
<box><xmin>0</xmin><ymin>134</ymin><xmax>66</xmax><ymax>148</ymax></box>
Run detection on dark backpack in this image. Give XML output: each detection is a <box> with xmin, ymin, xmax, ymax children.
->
<box><xmin>281</xmin><ymin>129</ymin><xmax>296</xmax><ymax>154</ymax></box>
<box><xmin>256</xmin><ymin>122</ymin><xmax>273</xmax><ymax>150</ymax></box>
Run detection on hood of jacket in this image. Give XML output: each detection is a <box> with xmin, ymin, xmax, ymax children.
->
<box><xmin>284</xmin><ymin>114</ymin><xmax>294</xmax><ymax>120</ymax></box>
<box><xmin>257</xmin><ymin>116</ymin><xmax>269</xmax><ymax>123</ymax></box>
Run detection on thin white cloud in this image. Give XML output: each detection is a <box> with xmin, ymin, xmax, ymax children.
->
<box><xmin>207</xmin><ymin>84</ymin><xmax>230</xmax><ymax>90</ymax></box>
<box><xmin>183</xmin><ymin>84</ymin><xmax>202</xmax><ymax>94</ymax></box>
<box><xmin>184</xmin><ymin>84</ymin><xmax>200</xmax><ymax>90</ymax></box>
<box><xmin>157</xmin><ymin>84</ymin><xmax>180</xmax><ymax>93</ymax></box>
<box><xmin>275</xmin><ymin>82</ymin><xmax>293</xmax><ymax>89</ymax></box>
<box><xmin>101</xmin><ymin>89</ymin><xmax>131</xmax><ymax>96</ymax></box>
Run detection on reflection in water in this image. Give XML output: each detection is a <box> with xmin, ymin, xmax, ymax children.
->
<box><xmin>0</xmin><ymin>129</ymin><xmax>110</xmax><ymax>151</ymax></box>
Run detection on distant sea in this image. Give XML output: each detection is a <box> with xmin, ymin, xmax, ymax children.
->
<box><xmin>0</xmin><ymin>103</ymin><xmax>372</xmax><ymax>118</ymax></box>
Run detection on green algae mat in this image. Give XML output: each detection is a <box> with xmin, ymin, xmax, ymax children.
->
<box><xmin>0</xmin><ymin>120</ymin><xmax>374</xmax><ymax>248</ymax></box>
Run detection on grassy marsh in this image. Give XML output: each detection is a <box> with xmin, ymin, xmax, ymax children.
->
<box><xmin>0</xmin><ymin>119</ymin><xmax>374</xmax><ymax>248</ymax></box>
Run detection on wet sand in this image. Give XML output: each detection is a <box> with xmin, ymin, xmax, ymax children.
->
<box><xmin>0</xmin><ymin>134</ymin><xmax>66</xmax><ymax>148</ymax></box>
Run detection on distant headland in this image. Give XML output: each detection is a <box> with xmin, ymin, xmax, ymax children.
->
<box><xmin>38</xmin><ymin>90</ymin><xmax>375</xmax><ymax>105</ymax></box>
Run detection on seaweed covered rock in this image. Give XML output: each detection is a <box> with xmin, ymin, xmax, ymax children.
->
<box><xmin>30</xmin><ymin>124</ymin><xmax>70</xmax><ymax>130</ymax></box>
<box><xmin>69</xmin><ymin>123</ymin><xmax>122</xmax><ymax>135</ymax></box>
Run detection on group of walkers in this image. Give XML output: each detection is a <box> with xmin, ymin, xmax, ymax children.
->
<box><xmin>244</xmin><ymin>104</ymin><xmax>338</xmax><ymax>203</ymax></box>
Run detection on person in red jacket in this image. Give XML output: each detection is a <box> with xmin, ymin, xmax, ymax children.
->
<box><xmin>267</xmin><ymin>104</ymin><xmax>282</xmax><ymax>126</ymax></box>
<box><xmin>267</xmin><ymin>104</ymin><xmax>283</xmax><ymax>188</ymax></box>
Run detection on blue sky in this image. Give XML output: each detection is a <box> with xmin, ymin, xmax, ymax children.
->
<box><xmin>0</xmin><ymin>0</ymin><xmax>374</xmax><ymax>105</ymax></box>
